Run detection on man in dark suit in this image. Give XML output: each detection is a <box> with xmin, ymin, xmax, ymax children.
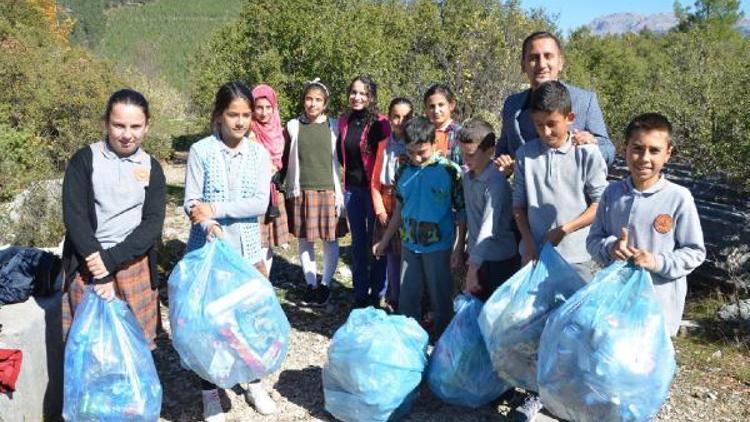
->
<box><xmin>495</xmin><ymin>31</ymin><xmax>615</xmax><ymax>174</ymax></box>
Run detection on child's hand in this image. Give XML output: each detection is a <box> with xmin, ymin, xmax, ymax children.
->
<box><xmin>376</xmin><ymin>212</ymin><xmax>388</xmax><ymax>226</ymax></box>
<box><xmin>85</xmin><ymin>251</ymin><xmax>109</xmax><ymax>279</ymax></box>
<box><xmin>545</xmin><ymin>226</ymin><xmax>568</xmax><ymax>246</ymax></box>
<box><xmin>612</xmin><ymin>227</ymin><xmax>636</xmax><ymax>261</ymax></box>
<box><xmin>521</xmin><ymin>240</ymin><xmax>538</xmax><ymax>265</ymax></box>
<box><xmin>572</xmin><ymin>129</ymin><xmax>598</xmax><ymax>145</ymax></box>
<box><xmin>206</xmin><ymin>224</ymin><xmax>222</xmax><ymax>242</ymax></box>
<box><xmin>493</xmin><ymin>154</ymin><xmax>514</xmax><ymax>176</ymax></box>
<box><xmin>93</xmin><ymin>281</ymin><xmax>116</xmax><ymax>302</ymax></box>
<box><xmin>190</xmin><ymin>201</ymin><xmax>214</xmax><ymax>224</ymax></box>
<box><xmin>631</xmin><ymin>249</ymin><xmax>658</xmax><ymax>271</ymax></box>
<box><xmin>464</xmin><ymin>264</ymin><xmax>481</xmax><ymax>295</ymax></box>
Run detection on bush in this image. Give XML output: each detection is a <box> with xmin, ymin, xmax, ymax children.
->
<box><xmin>0</xmin><ymin>124</ymin><xmax>53</xmax><ymax>201</ymax></box>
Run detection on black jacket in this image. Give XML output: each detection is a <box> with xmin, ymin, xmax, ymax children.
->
<box><xmin>61</xmin><ymin>145</ymin><xmax>166</xmax><ymax>288</ymax></box>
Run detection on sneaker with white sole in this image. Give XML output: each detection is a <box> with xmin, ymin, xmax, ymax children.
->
<box><xmin>509</xmin><ymin>392</ymin><xmax>544</xmax><ymax>422</ymax></box>
<box><xmin>201</xmin><ymin>389</ymin><xmax>225</xmax><ymax>422</ymax></box>
<box><xmin>245</xmin><ymin>381</ymin><xmax>277</xmax><ymax>415</ymax></box>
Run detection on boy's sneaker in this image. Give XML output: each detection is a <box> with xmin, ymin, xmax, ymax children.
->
<box><xmin>509</xmin><ymin>393</ymin><xmax>544</xmax><ymax>422</ymax></box>
<box><xmin>201</xmin><ymin>389</ymin><xmax>225</xmax><ymax>422</ymax></box>
<box><xmin>245</xmin><ymin>381</ymin><xmax>277</xmax><ymax>415</ymax></box>
<box><xmin>311</xmin><ymin>284</ymin><xmax>330</xmax><ymax>307</ymax></box>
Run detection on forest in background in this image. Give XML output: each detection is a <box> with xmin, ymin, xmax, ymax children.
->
<box><xmin>0</xmin><ymin>0</ymin><xmax>748</xmax><ymax>249</ymax></box>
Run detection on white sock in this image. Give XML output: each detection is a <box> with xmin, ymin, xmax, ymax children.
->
<box><xmin>261</xmin><ymin>247</ymin><xmax>274</xmax><ymax>274</ymax></box>
<box><xmin>321</xmin><ymin>240</ymin><xmax>339</xmax><ymax>287</ymax></box>
<box><xmin>299</xmin><ymin>239</ymin><xmax>317</xmax><ymax>287</ymax></box>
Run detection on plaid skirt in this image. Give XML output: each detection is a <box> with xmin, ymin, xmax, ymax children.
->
<box><xmin>62</xmin><ymin>255</ymin><xmax>158</xmax><ymax>349</ymax></box>
<box><xmin>287</xmin><ymin>189</ymin><xmax>348</xmax><ymax>242</ymax></box>
<box><xmin>261</xmin><ymin>191</ymin><xmax>290</xmax><ymax>248</ymax></box>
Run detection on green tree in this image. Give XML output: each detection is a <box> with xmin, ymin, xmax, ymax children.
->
<box><xmin>674</xmin><ymin>0</ymin><xmax>745</xmax><ymax>37</ymax></box>
<box><xmin>190</xmin><ymin>0</ymin><xmax>552</xmax><ymax>121</ymax></box>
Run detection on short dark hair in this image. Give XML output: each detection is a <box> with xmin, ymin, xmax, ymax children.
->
<box><xmin>522</xmin><ymin>31</ymin><xmax>563</xmax><ymax>60</ymax></box>
<box><xmin>212</xmin><ymin>81</ymin><xmax>253</xmax><ymax>125</ymax></box>
<box><xmin>104</xmin><ymin>88</ymin><xmax>150</xmax><ymax>123</ymax></box>
<box><xmin>403</xmin><ymin>116</ymin><xmax>436</xmax><ymax>145</ymax></box>
<box><xmin>423</xmin><ymin>83</ymin><xmax>456</xmax><ymax>105</ymax></box>
<box><xmin>457</xmin><ymin>119</ymin><xmax>495</xmax><ymax>151</ymax></box>
<box><xmin>529</xmin><ymin>81</ymin><xmax>571</xmax><ymax>116</ymax></box>
<box><xmin>624</xmin><ymin>113</ymin><xmax>674</xmax><ymax>146</ymax></box>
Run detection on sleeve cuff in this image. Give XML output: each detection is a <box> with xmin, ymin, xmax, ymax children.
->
<box><xmin>101</xmin><ymin>249</ymin><xmax>118</xmax><ymax>274</ymax></box>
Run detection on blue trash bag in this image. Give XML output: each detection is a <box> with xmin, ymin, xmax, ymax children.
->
<box><xmin>538</xmin><ymin>261</ymin><xmax>676</xmax><ymax>422</ymax></box>
<box><xmin>63</xmin><ymin>288</ymin><xmax>162</xmax><ymax>421</ymax></box>
<box><xmin>427</xmin><ymin>294</ymin><xmax>509</xmax><ymax>408</ymax></box>
<box><xmin>477</xmin><ymin>242</ymin><xmax>585</xmax><ymax>392</ymax></box>
<box><xmin>168</xmin><ymin>240</ymin><xmax>290</xmax><ymax>388</ymax></box>
<box><xmin>323</xmin><ymin>307</ymin><xmax>429</xmax><ymax>422</ymax></box>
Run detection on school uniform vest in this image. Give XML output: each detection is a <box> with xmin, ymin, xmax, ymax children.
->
<box><xmin>186</xmin><ymin>136</ymin><xmax>262</xmax><ymax>262</ymax></box>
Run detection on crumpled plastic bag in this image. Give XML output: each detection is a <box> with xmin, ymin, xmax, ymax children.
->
<box><xmin>63</xmin><ymin>288</ymin><xmax>162</xmax><ymax>420</ymax></box>
<box><xmin>168</xmin><ymin>240</ymin><xmax>290</xmax><ymax>388</ymax></box>
<box><xmin>427</xmin><ymin>294</ymin><xmax>509</xmax><ymax>407</ymax></box>
<box><xmin>323</xmin><ymin>307</ymin><xmax>428</xmax><ymax>421</ymax></box>
<box><xmin>538</xmin><ymin>261</ymin><xmax>676</xmax><ymax>422</ymax></box>
<box><xmin>478</xmin><ymin>242</ymin><xmax>585</xmax><ymax>391</ymax></box>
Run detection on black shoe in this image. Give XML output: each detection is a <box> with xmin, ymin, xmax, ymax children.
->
<box><xmin>301</xmin><ymin>285</ymin><xmax>317</xmax><ymax>305</ymax></box>
<box><xmin>311</xmin><ymin>285</ymin><xmax>330</xmax><ymax>307</ymax></box>
<box><xmin>352</xmin><ymin>297</ymin><xmax>370</xmax><ymax>310</ymax></box>
<box><xmin>369</xmin><ymin>294</ymin><xmax>383</xmax><ymax>309</ymax></box>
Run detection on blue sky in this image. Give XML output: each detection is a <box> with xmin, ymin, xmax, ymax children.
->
<box><xmin>521</xmin><ymin>0</ymin><xmax>750</xmax><ymax>34</ymax></box>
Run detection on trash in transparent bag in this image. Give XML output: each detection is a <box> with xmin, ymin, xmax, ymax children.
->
<box><xmin>477</xmin><ymin>242</ymin><xmax>585</xmax><ymax>391</ymax></box>
<box><xmin>427</xmin><ymin>294</ymin><xmax>509</xmax><ymax>408</ymax></box>
<box><xmin>323</xmin><ymin>307</ymin><xmax>428</xmax><ymax>422</ymax></box>
<box><xmin>538</xmin><ymin>261</ymin><xmax>676</xmax><ymax>422</ymax></box>
<box><xmin>63</xmin><ymin>288</ymin><xmax>162</xmax><ymax>421</ymax></box>
<box><xmin>168</xmin><ymin>240</ymin><xmax>290</xmax><ymax>388</ymax></box>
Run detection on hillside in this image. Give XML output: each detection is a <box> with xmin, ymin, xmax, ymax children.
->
<box><xmin>62</xmin><ymin>0</ymin><xmax>245</xmax><ymax>93</ymax></box>
<box><xmin>588</xmin><ymin>12</ymin><xmax>750</xmax><ymax>36</ymax></box>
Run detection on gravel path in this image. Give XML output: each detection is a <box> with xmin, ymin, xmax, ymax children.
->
<box><xmin>156</xmin><ymin>162</ymin><xmax>749</xmax><ymax>421</ymax></box>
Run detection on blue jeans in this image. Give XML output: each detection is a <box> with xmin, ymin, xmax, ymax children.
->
<box><xmin>345</xmin><ymin>186</ymin><xmax>386</xmax><ymax>303</ymax></box>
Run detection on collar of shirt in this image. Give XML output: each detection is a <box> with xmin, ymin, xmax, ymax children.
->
<box><xmin>540</xmin><ymin>133</ymin><xmax>573</xmax><ymax>155</ymax></box>
<box><xmin>625</xmin><ymin>175</ymin><xmax>668</xmax><ymax>195</ymax></box>
<box><xmin>100</xmin><ymin>139</ymin><xmax>146</xmax><ymax>164</ymax></box>
<box><xmin>436</xmin><ymin>120</ymin><xmax>457</xmax><ymax>133</ymax></box>
<box><xmin>215</xmin><ymin>134</ymin><xmax>249</xmax><ymax>158</ymax></box>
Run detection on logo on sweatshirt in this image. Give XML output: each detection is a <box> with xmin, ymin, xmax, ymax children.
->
<box><xmin>133</xmin><ymin>167</ymin><xmax>149</xmax><ymax>182</ymax></box>
<box><xmin>653</xmin><ymin>214</ymin><xmax>674</xmax><ymax>234</ymax></box>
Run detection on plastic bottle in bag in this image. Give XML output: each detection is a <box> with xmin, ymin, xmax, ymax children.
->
<box><xmin>538</xmin><ymin>261</ymin><xmax>676</xmax><ymax>422</ymax></box>
<box><xmin>477</xmin><ymin>242</ymin><xmax>585</xmax><ymax>392</ymax></box>
<box><xmin>63</xmin><ymin>288</ymin><xmax>162</xmax><ymax>421</ymax></box>
<box><xmin>323</xmin><ymin>307</ymin><xmax>428</xmax><ymax>422</ymax></box>
<box><xmin>427</xmin><ymin>294</ymin><xmax>509</xmax><ymax>408</ymax></box>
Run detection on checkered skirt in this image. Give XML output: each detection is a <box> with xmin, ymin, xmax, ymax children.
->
<box><xmin>286</xmin><ymin>189</ymin><xmax>348</xmax><ymax>242</ymax></box>
<box><xmin>61</xmin><ymin>255</ymin><xmax>158</xmax><ymax>349</ymax></box>
<box><xmin>260</xmin><ymin>190</ymin><xmax>290</xmax><ymax>248</ymax></box>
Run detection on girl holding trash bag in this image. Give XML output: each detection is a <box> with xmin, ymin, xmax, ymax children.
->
<box><xmin>183</xmin><ymin>81</ymin><xmax>275</xmax><ymax>419</ymax></box>
<box><xmin>61</xmin><ymin>88</ymin><xmax>166</xmax><ymax>350</ymax></box>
